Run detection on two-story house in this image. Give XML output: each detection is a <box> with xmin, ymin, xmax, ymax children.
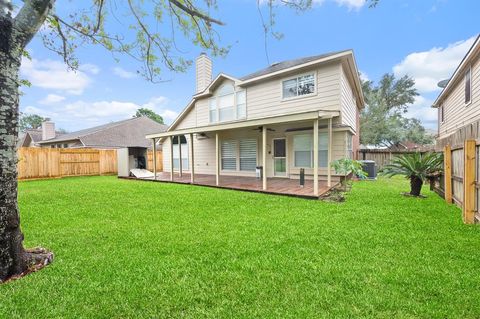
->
<box><xmin>433</xmin><ymin>35</ymin><xmax>480</xmax><ymax>147</ymax></box>
<box><xmin>146</xmin><ymin>50</ymin><xmax>364</xmax><ymax>198</ymax></box>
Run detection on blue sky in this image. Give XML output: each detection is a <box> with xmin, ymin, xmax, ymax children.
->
<box><xmin>17</xmin><ymin>0</ymin><xmax>479</xmax><ymax>132</ymax></box>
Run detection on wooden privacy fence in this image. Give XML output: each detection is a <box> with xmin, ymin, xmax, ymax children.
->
<box><xmin>359</xmin><ymin>149</ymin><xmax>430</xmax><ymax>170</ymax></box>
<box><xmin>147</xmin><ymin>150</ymin><xmax>163</xmax><ymax>172</ymax></box>
<box><xmin>17</xmin><ymin>148</ymin><xmax>118</xmax><ymax>180</ymax></box>
<box><xmin>17</xmin><ymin>147</ymin><xmax>163</xmax><ymax>180</ymax></box>
<box><xmin>441</xmin><ymin>140</ymin><xmax>479</xmax><ymax>224</ymax></box>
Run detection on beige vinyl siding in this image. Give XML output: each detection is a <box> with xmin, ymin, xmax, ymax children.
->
<box><xmin>439</xmin><ymin>55</ymin><xmax>480</xmax><ymax>139</ymax></box>
<box><xmin>162</xmin><ymin>135</ymin><xmax>216</xmax><ymax>175</ymax></box>
<box><xmin>286</xmin><ymin>129</ymin><xmax>346</xmax><ymax>180</ymax></box>
<box><xmin>246</xmin><ymin>62</ymin><xmax>341</xmax><ymax>120</ymax></box>
<box><xmin>176</xmin><ymin>105</ymin><xmax>197</xmax><ymax>130</ymax></box>
<box><xmin>340</xmin><ymin>66</ymin><xmax>357</xmax><ymax>132</ymax></box>
<box><xmin>162</xmin><ymin>125</ymin><xmax>348</xmax><ymax>179</ymax></box>
<box><xmin>184</xmin><ymin>62</ymin><xmax>342</xmax><ymax>129</ymax></box>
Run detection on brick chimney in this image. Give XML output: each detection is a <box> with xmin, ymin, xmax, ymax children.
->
<box><xmin>195</xmin><ymin>53</ymin><xmax>212</xmax><ymax>93</ymax></box>
<box><xmin>41</xmin><ymin>119</ymin><xmax>56</xmax><ymax>140</ymax></box>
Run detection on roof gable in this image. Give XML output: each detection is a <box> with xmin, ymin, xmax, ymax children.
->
<box><xmin>167</xmin><ymin>49</ymin><xmax>364</xmax><ymax>132</ymax></box>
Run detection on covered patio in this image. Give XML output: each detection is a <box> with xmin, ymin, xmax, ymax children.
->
<box><xmin>136</xmin><ymin>172</ymin><xmax>333</xmax><ymax>199</ymax></box>
<box><xmin>145</xmin><ymin>110</ymin><xmax>340</xmax><ymax>199</ymax></box>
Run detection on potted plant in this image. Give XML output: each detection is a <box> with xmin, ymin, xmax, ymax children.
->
<box><xmin>382</xmin><ymin>152</ymin><xmax>443</xmax><ymax>197</ymax></box>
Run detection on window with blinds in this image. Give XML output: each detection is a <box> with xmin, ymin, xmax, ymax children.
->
<box><xmin>294</xmin><ymin>135</ymin><xmax>312</xmax><ymax>167</ymax></box>
<box><xmin>318</xmin><ymin>132</ymin><xmax>328</xmax><ymax>167</ymax></box>
<box><xmin>221</xmin><ymin>140</ymin><xmax>237</xmax><ymax>170</ymax></box>
<box><xmin>239</xmin><ymin>139</ymin><xmax>257</xmax><ymax>171</ymax></box>
<box><xmin>293</xmin><ymin>133</ymin><xmax>330</xmax><ymax>167</ymax></box>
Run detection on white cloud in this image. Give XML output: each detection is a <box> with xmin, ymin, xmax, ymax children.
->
<box><xmin>21</xmin><ymin>96</ymin><xmax>179</xmax><ymax>131</ymax></box>
<box><xmin>112</xmin><ymin>67</ymin><xmax>137</xmax><ymax>79</ymax></box>
<box><xmin>39</xmin><ymin>94</ymin><xmax>65</xmax><ymax>105</ymax></box>
<box><xmin>393</xmin><ymin>36</ymin><xmax>476</xmax><ymax>94</ymax></box>
<box><xmin>405</xmin><ymin>96</ymin><xmax>438</xmax><ymax>129</ymax></box>
<box><xmin>259</xmin><ymin>0</ymin><xmax>367</xmax><ymax>10</ymax></box>
<box><xmin>334</xmin><ymin>0</ymin><xmax>366</xmax><ymax>10</ymax></box>
<box><xmin>79</xmin><ymin>64</ymin><xmax>101</xmax><ymax>75</ymax></box>
<box><xmin>359</xmin><ymin>70</ymin><xmax>369</xmax><ymax>82</ymax></box>
<box><xmin>20</xmin><ymin>58</ymin><xmax>96</xmax><ymax>95</ymax></box>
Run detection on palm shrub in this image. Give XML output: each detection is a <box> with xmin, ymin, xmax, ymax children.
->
<box><xmin>382</xmin><ymin>152</ymin><xmax>443</xmax><ymax>196</ymax></box>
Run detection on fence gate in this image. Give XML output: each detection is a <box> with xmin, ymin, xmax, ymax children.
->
<box><xmin>442</xmin><ymin>140</ymin><xmax>478</xmax><ymax>224</ymax></box>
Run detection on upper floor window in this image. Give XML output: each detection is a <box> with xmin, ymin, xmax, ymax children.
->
<box><xmin>439</xmin><ymin>104</ymin><xmax>444</xmax><ymax>123</ymax></box>
<box><xmin>209</xmin><ymin>83</ymin><xmax>246</xmax><ymax>123</ymax></box>
<box><xmin>465</xmin><ymin>67</ymin><xmax>472</xmax><ymax>105</ymax></box>
<box><xmin>282</xmin><ymin>73</ymin><xmax>315</xmax><ymax>99</ymax></box>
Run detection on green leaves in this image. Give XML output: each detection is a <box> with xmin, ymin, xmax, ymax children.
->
<box><xmin>134</xmin><ymin>108</ymin><xmax>164</xmax><ymax>124</ymax></box>
<box><xmin>331</xmin><ymin>158</ymin><xmax>368</xmax><ymax>179</ymax></box>
<box><xmin>360</xmin><ymin>73</ymin><xmax>433</xmax><ymax>147</ymax></box>
<box><xmin>382</xmin><ymin>152</ymin><xmax>443</xmax><ymax>181</ymax></box>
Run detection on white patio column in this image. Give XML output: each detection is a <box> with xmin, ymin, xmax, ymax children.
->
<box><xmin>313</xmin><ymin>119</ymin><xmax>319</xmax><ymax>196</ymax></box>
<box><xmin>169</xmin><ymin>135</ymin><xmax>174</xmax><ymax>181</ymax></box>
<box><xmin>327</xmin><ymin>117</ymin><xmax>332</xmax><ymax>187</ymax></box>
<box><xmin>178</xmin><ymin>135</ymin><xmax>183</xmax><ymax>178</ymax></box>
<box><xmin>262</xmin><ymin>125</ymin><xmax>267</xmax><ymax>190</ymax></box>
<box><xmin>189</xmin><ymin>133</ymin><xmax>195</xmax><ymax>184</ymax></box>
<box><xmin>215</xmin><ymin>132</ymin><xmax>220</xmax><ymax>186</ymax></box>
<box><xmin>152</xmin><ymin>138</ymin><xmax>157</xmax><ymax>180</ymax></box>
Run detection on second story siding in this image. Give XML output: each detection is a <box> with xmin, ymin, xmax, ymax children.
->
<box><xmin>438</xmin><ymin>52</ymin><xmax>480</xmax><ymax>138</ymax></box>
<box><xmin>176</xmin><ymin>61</ymin><xmax>346</xmax><ymax>130</ymax></box>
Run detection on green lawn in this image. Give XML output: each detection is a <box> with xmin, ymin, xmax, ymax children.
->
<box><xmin>1</xmin><ymin>176</ymin><xmax>479</xmax><ymax>318</ymax></box>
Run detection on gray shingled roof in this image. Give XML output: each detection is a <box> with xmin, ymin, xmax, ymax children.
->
<box><xmin>240</xmin><ymin>50</ymin><xmax>349</xmax><ymax>81</ymax></box>
<box><xmin>38</xmin><ymin>116</ymin><xmax>168</xmax><ymax>148</ymax></box>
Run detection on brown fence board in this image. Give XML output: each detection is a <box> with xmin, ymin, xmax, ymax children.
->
<box><xmin>17</xmin><ymin>147</ymin><xmax>122</xmax><ymax>180</ymax></box>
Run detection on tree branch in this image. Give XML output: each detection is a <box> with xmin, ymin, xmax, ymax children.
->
<box><xmin>168</xmin><ymin>0</ymin><xmax>225</xmax><ymax>26</ymax></box>
<box><xmin>13</xmin><ymin>0</ymin><xmax>53</xmax><ymax>48</ymax></box>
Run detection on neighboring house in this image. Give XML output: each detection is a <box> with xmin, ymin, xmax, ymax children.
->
<box><xmin>36</xmin><ymin>116</ymin><xmax>168</xmax><ymax>149</ymax></box>
<box><xmin>146</xmin><ymin>50</ymin><xmax>364</xmax><ymax>196</ymax></box>
<box><xmin>17</xmin><ymin>122</ymin><xmax>65</xmax><ymax>148</ymax></box>
<box><xmin>388</xmin><ymin>141</ymin><xmax>434</xmax><ymax>152</ymax></box>
<box><xmin>433</xmin><ymin>35</ymin><xmax>480</xmax><ymax>148</ymax></box>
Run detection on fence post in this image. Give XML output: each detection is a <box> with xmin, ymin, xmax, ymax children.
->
<box><xmin>444</xmin><ymin>145</ymin><xmax>452</xmax><ymax>204</ymax></box>
<box><xmin>463</xmin><ymin>140</ymin><xmax>476</xmax><ymax>224</ymax></box>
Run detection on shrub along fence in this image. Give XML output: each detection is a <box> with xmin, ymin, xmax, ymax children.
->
<box><xmin>359</xmin><ymin>149</ymin><xmax>430</xmax><ymax>171</ymax></box>
<box><xmin>17</xmin><ymin>147</ymin><xmax>162</xmax><ymax>180</ymax></box>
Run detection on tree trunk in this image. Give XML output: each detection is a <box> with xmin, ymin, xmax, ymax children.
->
<box><xmin>410</xmin><ymin>176</ymin><xmax>423</xmax><ymax>197</ymax></box>
<box><xmin>0</xmin><ymin>14</ymin><xmax>29</xmax><ymax>281</ymax></box>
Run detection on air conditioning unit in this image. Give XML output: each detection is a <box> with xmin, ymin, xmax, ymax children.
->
<box><xmin>359</xmin><ymin>160</ymin><xmax>377</xmax><ymax>180</ymax></box>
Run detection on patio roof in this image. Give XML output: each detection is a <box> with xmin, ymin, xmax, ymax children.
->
<box><xmin>146</xmin><ymin>110</ymin><xmax>339</xmax><ymax>139</ymax></box>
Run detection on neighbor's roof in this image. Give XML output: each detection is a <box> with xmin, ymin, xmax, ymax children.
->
<box><xmin>432</xmin><ymin>34</ymin><xmax>480</xmax><ymax>108</ymax></box>
<box><xmin>240</xmin><ymin>50</ymin><xmax>350</xmax><ymax>81</ymax></box>
<box><xmin>17</xmin><ymin>129</ymin><xmax>65</xmax><ymax>148</ymax></box>
<box><xmin>39</xmin><ymin>116</ymin><xmax>168</xmax><ymax>148</ymax></box>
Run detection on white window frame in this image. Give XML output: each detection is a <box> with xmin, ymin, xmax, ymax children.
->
<box><xmin>281</xmin><ymin>72</ymin><xmax>317</xmax><ymax>101</ymax></box>
<box><xmin>172</xmin><ymin>136</ymin><xmax>189</xmax><ymax>171</ymax></box>
<box><xmin>221</xmin><ymin>140</ymin><xmax>238</xmax><ymax>171</ymax></box>
<box><xmin>345</xmin><ymin>132</ymin><xmax>353</xmax><ymax>159</ymax></box>
<box><xmin>293</xmin><ymin>134</ymin><xmax>313</xmax><ymax>168</ymax></box>
<box><xmin>209</xmin><ymin>83</ymin><xmax>247</xmax><ymax>124</ymax></box>
<box><xmin>220</xmin><ymin>138</ymin><xmax>258</xmax><ymax>172</ymax></box>
<box><xmin>292</xmin><ymin>132</ymin><xmax>329</xmax><ymax>168</ymax></box>
<box><xmin>465</xmin><ymin>66</ymin><xmax>472</xmax><ymax>106</ymax></box>
<box><xmin>439</xmin><ymin>104</ymin><xmax>445</xmax><ymax>124</ymax></box>
<box><xmin>239</xmin><ymin>138</ymin><xmax>257</xmax><ymax>172</ymax></box>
